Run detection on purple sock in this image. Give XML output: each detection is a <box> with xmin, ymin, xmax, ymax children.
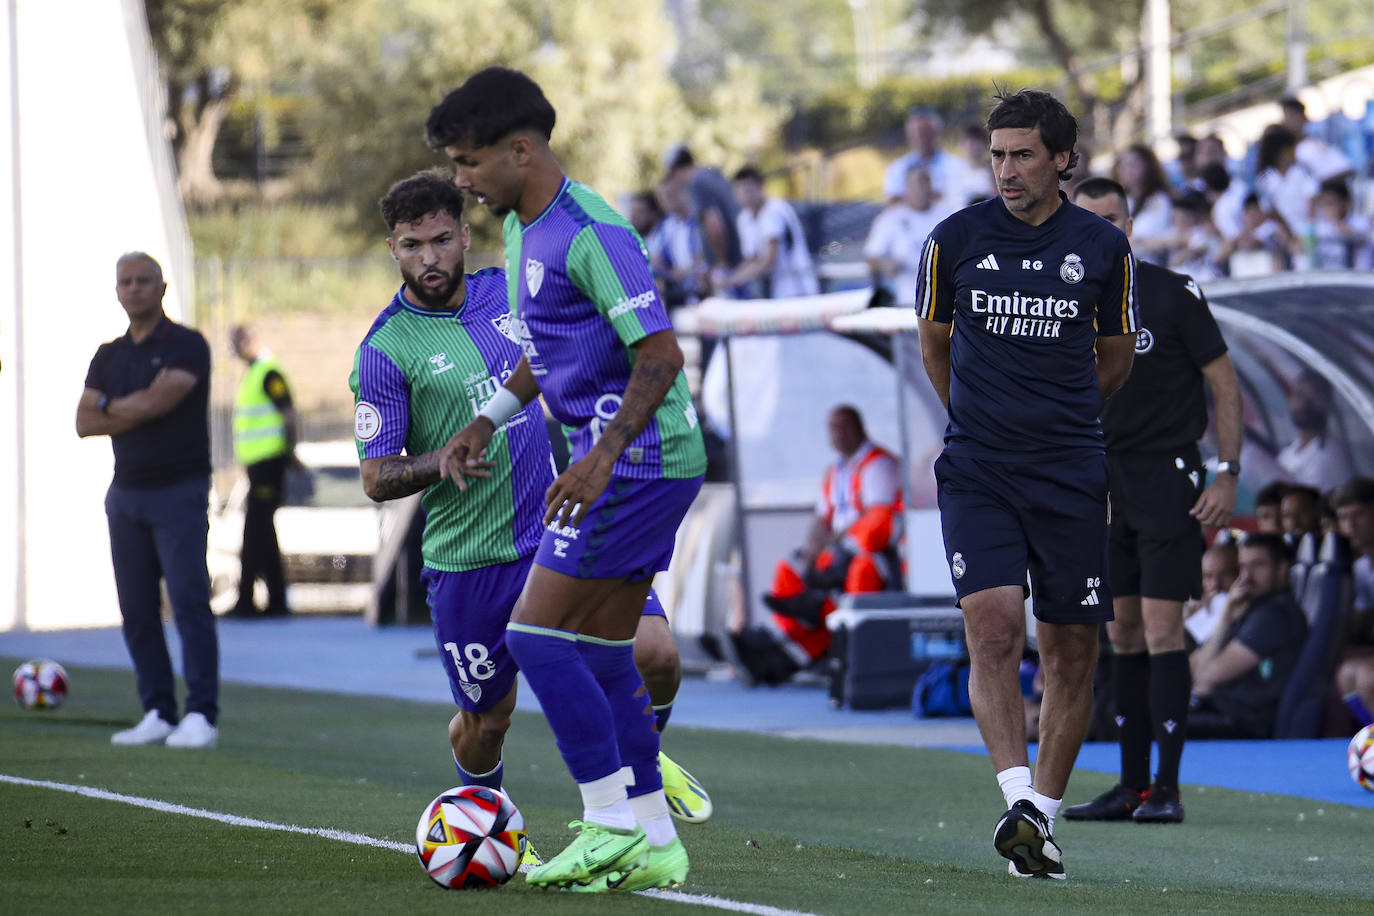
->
<box><xmin>454</xmin><ymin>755</ymin><xmax>503</xmax><ymax>790</ymax></box>
<box><xmin>578</xmin><ymin>637</ymin><xmax>663</xmax><ymax>799</ymax></box>
<box><xmin>505</xmin><ymin>624</ymin><xmax>622</xmax><ymax>783</ymax></box>
<box><xmin>654</xmin><ymin>703</ymin><xmax>673</xmax><ymax>733</ymax></box>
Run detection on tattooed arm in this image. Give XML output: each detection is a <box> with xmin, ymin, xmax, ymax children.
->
<box><xmin>543</xmin><ymin>329</ymin><xmax>684</xmax><ymax>526</ymax></box>
<box><xmin>360</xmin><ymin>451</ymin><xmax>443</xmax><ymax>502</ymax></box>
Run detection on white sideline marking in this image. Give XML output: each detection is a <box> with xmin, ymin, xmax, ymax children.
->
<box><xmin>1</xmin><ymin>773</ymin><xmax>823</xmax><ymax>916</ymax></box>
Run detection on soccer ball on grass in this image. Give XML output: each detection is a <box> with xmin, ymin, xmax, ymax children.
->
<box><xmin>1348</xmin><ymin>724</ymin><xmax>1374</xmax><ymax>792</ymax></box>
<box><xmin>12</xmin><ymin>659</ymin><xmax>69</xmax><ymax>710</ymax></box>
<box><xmin>415</xmin><ymin>785</ymin><xmax>525</xmax><ymax>889</ymax></box>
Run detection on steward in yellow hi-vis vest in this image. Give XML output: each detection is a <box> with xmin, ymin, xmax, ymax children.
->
<box><xmin>229</xmin><ymin>326</ymin><xmax>299</xmax><ymax>618</ymax></box>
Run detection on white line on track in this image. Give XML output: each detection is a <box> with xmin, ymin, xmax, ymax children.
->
<box><xmin>1</xmin><ymin>773</ymin><xmax>823</xmax><ymax>916</ymax></box>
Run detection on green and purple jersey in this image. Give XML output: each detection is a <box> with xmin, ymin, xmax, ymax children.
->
<box><xmin>349</xmin><ymin>269</ymin><xmax>553</xmax><ymax>572</ymax></box>
<box><xmin>504</xmin><ymin>178</ymin><xmax>706</xmax><ymax>480</ymax></box>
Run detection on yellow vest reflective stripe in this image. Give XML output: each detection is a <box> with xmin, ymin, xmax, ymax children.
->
<box><xmin>233</xmin><ymin>355</ymin><xmax>289</xmax><ymax>464</ymax></box>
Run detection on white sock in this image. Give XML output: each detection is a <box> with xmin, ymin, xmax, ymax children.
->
<box><xmin>996</xmin><ymin>766</ymin><xmax>1035</xmax><ymax>808</ymax></box>
<box><xmin>629</xmin><ymin>790</ymin><xmax>678</xmax><ymax>847</ymax></box>
<box><xmin>1032</xmin><ymin>791</ymin><xmax>1061</xmax><ymax>833</ymax></box>
<box><xmin>578</xmin><ymin>772</ymin><xmax>636</xmax><ymax>830</ymax></box>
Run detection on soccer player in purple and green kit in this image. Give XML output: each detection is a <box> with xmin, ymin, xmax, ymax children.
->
<box><xmin>428</xmin><ymin>68</ymin><xmax>706</xmax><ymax>892</ymax></box>
<box><xmin>349</xmin><ymin>169</ymin><xmax>707</xmax><ymax>879</ymax></box>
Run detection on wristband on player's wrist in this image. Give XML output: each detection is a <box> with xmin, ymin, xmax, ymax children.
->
<box><xmin>476</xmin><ymin>387</ymin><xmax>523</xmax><ymax>429</ymax></box>
<box><xmin>97</xmin><ymin>394</ymin><xmax>111</xmax><ymax>414</ymax></box>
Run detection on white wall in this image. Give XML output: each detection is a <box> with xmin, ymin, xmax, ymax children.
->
<box><xmin>1</xmin><ymin>1</ymin><xmax>191</xmax><ymax>631</ymax></box>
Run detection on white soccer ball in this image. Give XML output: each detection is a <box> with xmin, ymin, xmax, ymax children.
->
<box><xmin>12</xmin><ymin>659</ymin><xmax>69</xmax><ymax>710</ymax></box>
<box><xmin>414</xmin><ymin>785</ymin><xmax>525</xmax><ymax>889</ymax></box>
<box><xmin>1348</xmin><ymin>724</ymin><xmax>1374</xmax><ymax>793</ymax></box>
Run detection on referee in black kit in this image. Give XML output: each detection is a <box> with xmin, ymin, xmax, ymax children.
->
<box><xmin>1064</xmin><ymin>178</ymin><xmax>1242</xmax><ymax>823</ymax></box>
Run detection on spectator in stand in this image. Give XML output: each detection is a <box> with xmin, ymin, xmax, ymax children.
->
<box><xmin>863</xmin><ymin>165</ymin><xmax>944</xmax><ymax>307</ymax></box>
<box><xmin>651</xmin><ymin>178</ymin><xmax>708</xmax><ymax>308</ymax></box>
<box><xmin>1254</xmin><ymin>481</ymin><xmax>1286</xmax><ymax>533</ymax></box>
<box><xmin>1277</xmin><ymin>369</ymin><xmax>1353</xmax><ymax>491</ymax></box>
<box><xmin>1199</xmin><ymin>163</ymin><xmax>1247</xmax><ymax>242</ymax></box>
<box><xmin>1188</xmin><ymin>532</ymin><xmax>1307</xmax><ymax>739</ymax></box>
<box><xmin>1167</xmin><ymin>133</ymin><xmax>1201</xmax><ymax>191</ymax></box>
<box><xmin>1196</xmin><ymin>134</ymin><xmax>1235</xmax><ymax>175</ymax></box>
<box><xmin>1184</xmin><ymin>539</ymin><xmax>1240</xmax><ymax>648</ymax></box>
<box><xmin>731</xmin><ymin>406</ymin><xmax>902</xmax><ymax>686</ymax></box>
<box><xmin>882</xmin><ymin>106</ymin><xmax>965</xmax><ymax>213</ymax></box>
<box><xmin>1280</xmin><ymin>483</ymin><xmax>1323</xmax><ymax>547</ymax></box>
<box><xmin>1112</xmin><ymin>144</ymin><xmax>1174</xmax><ymax>264</ymax></box>
<box><xmin>629</xmin><ymin>189</ymin><xmax>663</xmax><ymax>241</ymax></box>
<box><xmin>950</xmin><ymin>122</ymin><xmax>996</xmax><ymax>206</ymax></box>
<box><xmin>1332</xmin><ymin>477</ymin><xmax>1374</xmax><ymax>722</ymax></box>
<box><xmin>663</xmin><ymin>144</ymin><xmax>743</xmax><ymax>290</ymax></box>
<box><xmin>723</xmin><ymin>165</ymin><xmax>819</xmax><ymax>299</ymax></box>
<box><xmin>1310</xmin><ymin>178</ymin><xmax>1374</xmax><ymax>270</ymax></box>
<box><xmin>1253</xmin><ymin>125</ymin><xmax>1319</xmax><ymax>245</ymax></box>
<box><xmin>1219</xmin><ymin>193</ymin><xmax>1294</xmax><ymax>277</ymax></box>
<box><xmin>1167</xmin><ymin>190</ymin><xmax>1226</xmax><ymax>281</ymax></box>
<box><xmin>1279</xmin><ymin>96</ymin><xmax>1355</xmax><ymax>184</ymax></box>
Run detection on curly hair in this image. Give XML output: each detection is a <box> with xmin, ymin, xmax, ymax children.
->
<box><xmin>378</xmin><ymin>169</ymin><xmax>465</xmax><ymax>231</ymax></box>
<box><xmin>986</xmin><ymin>88</ymin><xmax>1080</xmax><ymax>182</ymax></box>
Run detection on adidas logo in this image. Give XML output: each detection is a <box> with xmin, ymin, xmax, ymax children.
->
<box><xmin>1080</xmin><ymin>588</ymin><xmax>1100</xmax><ymax>606</ymax></box>
<box><xmin>976</xmin><ymin>254</ymin><xmax>1001</xmax><ymax>270</ymax></box>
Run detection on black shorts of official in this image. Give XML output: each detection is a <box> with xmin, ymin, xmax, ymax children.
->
<box><xmin>934</xmin><ymin>451</ymin><xmax>1112</xmax><ymax>625</ymax></box>
<box><xmin>1107</xmin><ymin>447</ymin><xmax>1205</xmax><ymax>603</ymax></box>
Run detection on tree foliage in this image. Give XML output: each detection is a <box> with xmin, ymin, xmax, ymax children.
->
<box><xmin>298</xmin><ymin>0</ymin><xmax>777</xmax><ymax>241</ymax></box>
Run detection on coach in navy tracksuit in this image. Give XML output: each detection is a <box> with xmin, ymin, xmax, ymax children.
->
<box><xmin>76</xmin><ymin>252</ymin><xmax>220</xmax><ymax>750</ymax></box>
<box><xmin>915</xmin><ymin>90</ymin><xmax>1138</xmax><ymax>880</ymax></box>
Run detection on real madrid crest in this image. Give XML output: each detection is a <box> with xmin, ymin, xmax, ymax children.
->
<box><xmin>1059</xmin><ymin>252</ymin><xmax>1084</xmax><ymax>284</ymax></box>
<box><xmin>951</xmin><ymin>551</ymin><xmax>966</xmax><ymax>580</ymax></box>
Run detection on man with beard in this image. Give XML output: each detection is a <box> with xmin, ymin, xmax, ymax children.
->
<box><xmin>349</xmin><ymin>171</ymin><xmax>710</xmax><ymax>880</ymax></box>
<box><xmin>429</xmin><ymin>67</ymin><xmax>707</xmax><ymax>892</ymax></box>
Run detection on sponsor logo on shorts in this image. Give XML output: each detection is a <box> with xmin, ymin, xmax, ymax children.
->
<box><xmin>951</xmin><ymin>551</ymin><xmax>966</xmax><ymax>580</ymax></box>
<box><xmin>1134</xmin><ymin>327</ymin><xmax>1154</xmax><ymax>354</ymax></box>
<box><xmin>1080</xmin><ymin>576</ymin><xmax>1102</xmax><ymax>606</ymax></box>
<box><xmin>607</xmin><ymin>289</ymin><xmax>658</xmax><ymax>319</ymax></box>
<box><xmin>553</xmin><ymin>538</ymin><xmax>570</xmax><ymax>558</ymax></box>
<box><xmin>547</xmin><ymin>522</ymin><xmax>579</xmax><ymax>540</ymax></box>
<box><xmin>354</xmin><ymin>401</ymin><xmax>381</xmax><ymax>441</ymax></box>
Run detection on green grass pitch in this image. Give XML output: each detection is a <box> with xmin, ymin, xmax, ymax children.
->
<box><xmin>2</xmin><ymin>658</ymin><xmax>1371</xmax><ymax>914</ymax></box>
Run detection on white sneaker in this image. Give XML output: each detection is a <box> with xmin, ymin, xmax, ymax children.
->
<box><xmin>165</xmin><ymin>712</ymin><xmax>219</xmax><ymax>749</ymax></box>
<box><xmin>111</xmin><ymin>710</ymin><xmax>175</xmax><ymax>746</ymax></box>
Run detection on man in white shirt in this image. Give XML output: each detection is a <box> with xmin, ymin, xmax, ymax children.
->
<box><xmin>723</xmin><ymin>166</ymin><xmax>819</xmax><ymax>299</ymax></box>
<box><xmin>864</xmin><ymin>166</ymin><xmax>945</xmax><ymax>306</ymax></box>
<box><xmin>1280</xmin><ymin>96</ymin><xmax>1355</xmax><ymax>184</ymax></box>
<box><xmin>1277</xmin><ymin>369</ymin><xmax>1353</xmax><ymax>491</ymax></box>
<box><xmin>1185</xmin><ymin>539</ymin><xmax>1239</xmax><ymax>647</ymax></box>
<box><xmin>882</xmin><ymin>107</ymin><xmax>967</xmax><ymax>212</ymax></box>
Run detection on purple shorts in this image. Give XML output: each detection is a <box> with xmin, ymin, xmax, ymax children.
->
<box><xmin>425</xmin><ymin>555</ymin><xmax>671</xmax><ymax>711</ymax></box>
<box><xmin>423</xmin><ymin>559</ymin><xmax>529</xmax><ymax>714</ymax></box>
<box><xmin>535</xmin><ymin>475</ymin><xmax>704</xmax><ymax>581</ymax></box>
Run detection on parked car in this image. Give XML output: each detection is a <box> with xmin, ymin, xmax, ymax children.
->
<box><xmin>208</xmin><ymin>440</ymin><xmax>379</xmax><ymax>614</ymax></box>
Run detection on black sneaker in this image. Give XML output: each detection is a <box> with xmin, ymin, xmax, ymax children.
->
<box><xmin>1133</xmin><ymin>783</ymin><xmax>1184</xmax><ymax>823</ymax></box>
<box><xmin>1062</xmin><ymin>784</ymin><xmax>1148</xmax><ymax>821</ymax></box>
<box><xmin>994</xmin><ymin>800</ymin><xmax>1065</xmax><ymax>880</ymax></box>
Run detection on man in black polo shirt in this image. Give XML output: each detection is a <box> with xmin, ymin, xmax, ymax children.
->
<box><xmin>76</xmin><ymin>252</ymin><xmax>220</xmax><ymax>749</ymax></box>
<box><xmin>1064</xmin><ymin>178</ymin><xmax>1243</xmax><ymax>824</ymax></box>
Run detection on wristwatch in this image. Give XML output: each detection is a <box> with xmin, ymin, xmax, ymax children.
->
<box><xmin>1217</xmin><ymin>460</ymin><xmax>1240</xmax><ymax>476</ymax></box>
<box><xmin>97</xmin><ymin>394</ymin><xmax>111</xmax><ymax>414</ymax></box>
